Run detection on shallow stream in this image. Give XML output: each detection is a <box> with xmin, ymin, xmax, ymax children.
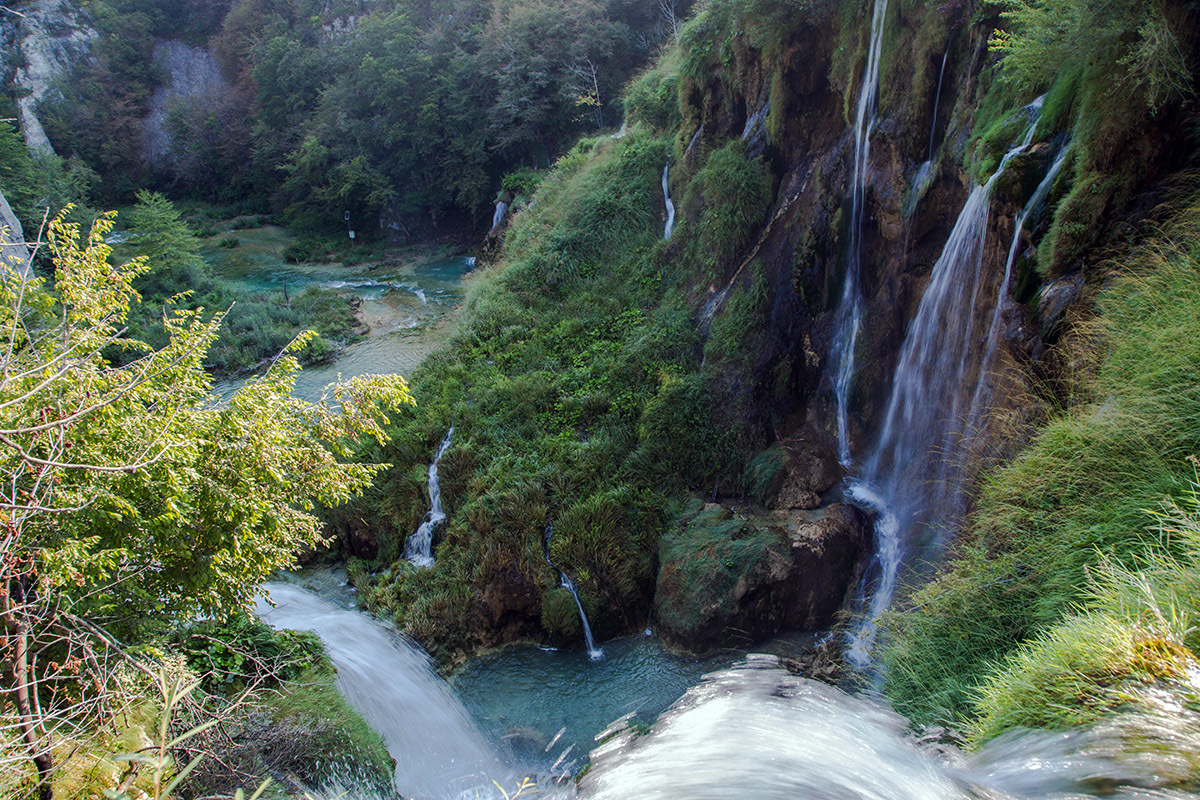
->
<box><xmin>202</xmin><ymin>226</ymin><xmax>474</xmax><ymax>401</ymax></box>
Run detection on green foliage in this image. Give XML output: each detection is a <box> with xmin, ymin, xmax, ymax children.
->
<box><xmin>968</xmin><ymin>478</ymin><xmax>1200</xmax><ymax>743</ymax></box>
<box><xmin>0</xmin><ymin>209</ymin><xmax>412</xmax><ymax>797</ymax></box>
<box><xmin>0</xmin><ymin>121</ymin><xmax>97</xmax><ymax>235</ymax></box>
<box><xmin>116</xmin><ymin>192</ymin><xmax>358</xmax><ymax>376</ymax></box>
<box><xmin>500</xmin><ymin>168</ymin><xmax>545</xmax><ymax>201</ymax></box>
<box><xmin>882</xmin><ymin>195</ymin><xmax>1200</xmax><ymax>730</ymax></box>
<box><xmin>990</xmin><ymin>0</ymin><xmax>1191</xmax><ymax>113</ymax></box>
<box><xmin>680</xmin><ymin>141</ymin><xmax>774</xmax><ymax>280</ymax></box>
<box><xmin>171</xmin><ymin>614</ymin><xmax>323</xmax><ymax>695</ymax></box>
<box><xmin>1</xmin><ymin>210</ymin><xmax>415</xmax><ymax>622</ymax></box>
<box><xmin>336</xmin><ymin>129</ymin><xmax>769</xmax><ymax>658</ymax></box>
<box><xmin>624</xmin><ymin>49</ymin><xmax>683</xmax><ymax>131</ymax></box>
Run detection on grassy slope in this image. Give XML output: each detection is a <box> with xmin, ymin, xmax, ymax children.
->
<box><xmin>339</xmin><ymin>1</ymin><xmax>788</xmax><ymax>660</ymax></box>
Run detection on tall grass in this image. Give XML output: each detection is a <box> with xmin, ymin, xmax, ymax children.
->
<box><xmin>883</xmin><ymin>196</ymin><xmax>1200</xmax><ymax>731</ymax></box>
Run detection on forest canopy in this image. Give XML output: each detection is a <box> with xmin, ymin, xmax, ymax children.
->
<box><xmin>33</xmin><ymin>0</ymin><xmax>691</xmax><ymax>235</ymax></box>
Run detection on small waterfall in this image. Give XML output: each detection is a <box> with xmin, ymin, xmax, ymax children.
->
<box><xmin>405</xmin><ymin>428</ymin><xmax>454</xmax><ymax>568</ymax></box>
<box><xmin>906</xmin><ymin>48</ymin><xmax>950</xmax><ymax>212</ymax></box>
<box><xmin>845</xmin><ymin>98</ymin><xmax>1047</xmax><ymax>665</ymax></box>
<box><xmin>490</xmin><ymin>201</ymin><xmax>509</xmax><ymax>233</ymax></box>
<box><xmin>544</xmin><ymin>523</ymin><xmax>604</xmax><ymax>660</ymax></box>
<box><xmin>255</xmin><ymin>582</ymin><xmax>511</xmax><ymax>799</ymax></box>
<box><xmin>927</xmin><ymin>50</ymin><xmax>948</xmax><ymax>162</ymax></box>
<box><xmin>830</xmin><ymin>0</ymin><xmax>890</xmax><ymax>466</ymax></box>
<box><xmin>661</xmin><ymin>161</ymin><xmax>676</xmax><ymax>241</ymax></box>
<box><xmin>964</xmin><ymin>142</ymin><xmax>1071</xmax><ymax>437</ymax></box>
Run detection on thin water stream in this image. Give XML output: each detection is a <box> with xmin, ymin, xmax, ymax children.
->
<box><xmin>661</xmin><ymin>160</ymin><xmax>676</xmax><ymax>240</ymax></box>
<box><xmin>832</xmin><ymin>0</ymin><xmax>890</xmax><ymax>466</ymax></box>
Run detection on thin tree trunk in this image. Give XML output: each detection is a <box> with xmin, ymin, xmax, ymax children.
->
<box><xmin>2</xmin><ymin>591</ymin><xmax>54</xmax><ymax>800</ymax></box>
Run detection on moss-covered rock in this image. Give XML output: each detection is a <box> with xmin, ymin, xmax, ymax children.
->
<box><xmin>653</xmin><ymin>500</ymin><xmax>868</xmax><ymax>654</ymax></box>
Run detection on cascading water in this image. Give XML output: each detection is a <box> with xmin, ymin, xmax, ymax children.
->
<box><xmin>965</xmin><ymin>142</ymin><xmax>1070</xmax><ymax>435</ymax></box>
<box><xmin>927</xmin><ymin>50</ymin><xmax>948</xmax><ymax>162</ymax></box>
<box><xmin>845</xmin><ymin>97</ymin><xmax>1047</xmax><ymax>666</ymax></box>
<box><xmin>830</xmin><ymin>0</ymin><xmax>890</xmax><ymax>467</ymax></box>
<box><xmin>490</xmin><ymin>201</ymin><xmax>509</xmax><ymax>233</ymax></box>
<box><xmin>405</xmin><ymin>428</ymin><xmax>454</xmax><ymax>568</ymax></box>
<box><xmin>661</xmin><ymin>160</ymin><xmax>676</xmax><ymax>240</ymax></box>
<box><xmin>909</xmin><ymin>49</ymin><xmax>950</xmax><ymax>204</ymax></box>
<box><xmin>544</xmin><ymin>523</ymin><xmax>604</xmax><ymax>660</ymax></box>
<box><xmin>570</xmin><ymin>656</ymin><xmax>1200</xmax><ymax>800</ymax></box>
<box><xmin>255</xmin><ymin>582</ymin><xmax>512</xmax><ymax>800</ymax></box>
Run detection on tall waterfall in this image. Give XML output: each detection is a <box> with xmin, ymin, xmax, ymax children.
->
<box><xmin>255</xmin><ymin>582</ymin><xmax>511</xmax><ymax>799</ymax></box>
<box><xmin>830</xmin><ymin>0</ymin><xmax>890</xmax><ymax>466</ymax></box>
<box><xmin>662</xmin><ymin>161</ymin><xmax>676</xmax><ymax>240</ymax></box>
<box><xmin>544</xmin><ymin>523</ymin><xmax>604</xmax><ymax>660</ymax></box>
<box><xmin>405</xmin><ymin>428</ymin><xmax>454</xmax><ymax>568</ymax></box>
<box><xmin>846</xmin><ymin>98</ymin><xmax>1048</xmax><ymax>665</ymax></box>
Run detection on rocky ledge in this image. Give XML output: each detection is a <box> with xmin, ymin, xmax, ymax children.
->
<box><xmin>653</xmin><ymin>499</ymin><xmax>870</xmax><ymax>654</ymax></box>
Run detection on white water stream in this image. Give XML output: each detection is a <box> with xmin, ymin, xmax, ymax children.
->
<box><xmin>846</xmin><ymin>97</ymin><xmax>1047</xmax><ymax>665</ymax></box>
<box><xmin>490</xmin><ymin>201</ymin><xmax>509</xmax><ymax>233</ymax></box>
<box><xmin>543</xmin><ymin>523</ymin><xmax>604</xmax><ymax>660</ymax></box>
<box><xmin>405</xmin><ymin>428</ymin><xmax>454</xmax><ymax>568</ymax></box>
<box><xmin>661</xmin><ymin>161</ymin><xmax>676</xmax><ymax>240</ymax></box>
<box><xmin>255</xmin><ymin>583</ymin><xmax>511</xmax><ymax>799</ymax></box>
<box><xmin>831</xmin><ymin>0</ymin><xmax>890</xmax><ymax>467</ymax></box>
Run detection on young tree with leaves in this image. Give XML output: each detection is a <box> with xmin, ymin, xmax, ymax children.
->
<box><xmin>0</xmin><ymin>210</ymin><xmax>413</xmax><ymax>799</ymax></box>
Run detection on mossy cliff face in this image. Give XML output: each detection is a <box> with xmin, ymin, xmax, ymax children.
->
<box><xmin>335</xmin><ymin>0</ymin><xmax>1200</xmax><ymax>666</ymax></box>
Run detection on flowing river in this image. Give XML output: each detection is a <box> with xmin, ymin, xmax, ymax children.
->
<box><xmin>255</xmin><ymin>571</ymin><xmax>1200</xmax><ymax>800</ymax></box>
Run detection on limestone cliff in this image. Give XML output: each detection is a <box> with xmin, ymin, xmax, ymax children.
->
<box><xmin>6</xmin><ymin>0</ymin><xmax>96</xmax><ymax>155</ymax></box>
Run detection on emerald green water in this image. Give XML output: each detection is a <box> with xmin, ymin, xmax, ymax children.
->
<box><xmin>448</xmin><ymin>632</ymin><xmax>820</xmax><ymax>774</ymax></box>
<box><xmin>201</xmin><ymin>226</ymin><xmax>473</xmax><ymax>401</ymax></box>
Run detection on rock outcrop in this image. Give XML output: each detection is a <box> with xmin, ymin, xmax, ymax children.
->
<box><xmin>9</xmin><ymin>0</ymin><xmax>97</xmax><ymax>155</ymax></box>
<box><xmin>653</xmin><ymin>500</ymin><xmax>869</xmax><ymax>654</ymax></box>
<box><xmin>142</xmin><ymin>40</ymin><xmax>229</xmax><ymax>168</ymax></box>
<box><xmin>0</xmin><ymin>190</ymin><xmax>32</xmax><ymax>278</ymax></box>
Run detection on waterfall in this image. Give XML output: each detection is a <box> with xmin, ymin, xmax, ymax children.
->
<box><xmin>662</xmin><ymin>161</ymin><xmax>676</xmax><ymax>241</ymax></box>
<box><xmin>255</xmin><ymin>582</ymin><xmax>512</xmax><ymax>799</ymax></box>
<box><xmin>907</xmin><ymin>49</ymin><xmax>949</xmax><ymax>207</ymax></box>
<box><xmin>845</xmin><ymin>97</ymin><xmax>1047</xmax><ymax>666</ymax></box>
<box><xmin>963</xmin><ymin>142</ymin><xmax>1070</xmax><ymax>441</ymax></box>
<box><xmin>573</xmin><ymin>657</ymin><xmax>1200</xmax><ymax>800</ymax></box>
<box><xmin>405</xmin><ymin>428</ymin><xmax>454</xmax><ymax>568</ymax></box>
<box><xmin>544</xmin><ymin>523</ymin><xmax>604</xmax><ymax>660</ymax></box>
<box><xmin>830</xmin><ymin>0</ymin><xmax>890</xmax><ymax>467</ymax></box>
<box><xmin>490</xmin><ymin>201</ymin><xmax>509</xmax><ymax>233</ymax></box>
<box><xmin>927</xmin><ymin>50</ymin><xmax>948</xmax><ymax>162</ymax></box>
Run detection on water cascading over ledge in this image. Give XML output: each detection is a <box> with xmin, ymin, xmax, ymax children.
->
<box><xmin>845</xmin><ymin>97</ymin><xmax>1052</xmax><ymax>665</ymax></box>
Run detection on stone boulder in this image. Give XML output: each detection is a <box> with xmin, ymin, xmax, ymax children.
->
<box><xmin>746</xmin><ymin>430</ymin><xmax>844</xmax><ymax>511</ymax></box>
<box><xmin>653</xmin><ymin>500</ymin><xmax>869</xmax><ymax>654</ymax></box>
